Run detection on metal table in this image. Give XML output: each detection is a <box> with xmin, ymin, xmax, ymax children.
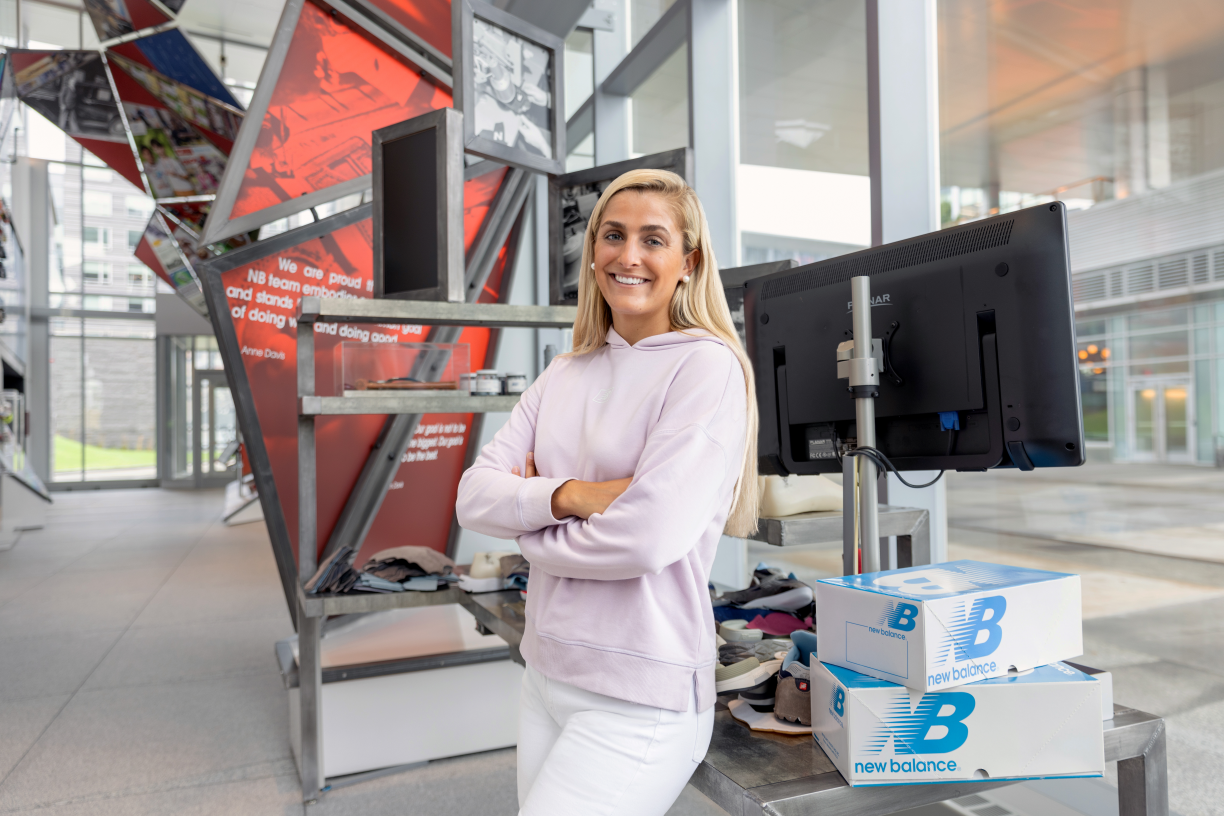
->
<box><xmin>455</xmin><ymin>591</ymin><xmax>1168</xmax><ymax>816</ymax></box>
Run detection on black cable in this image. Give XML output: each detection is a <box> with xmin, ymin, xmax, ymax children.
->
<box><xmin>843</xmin><ymin>445</ymin><xmax>945</xmax><ymax>489</ymax></box>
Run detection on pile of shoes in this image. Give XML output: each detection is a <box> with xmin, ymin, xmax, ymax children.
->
<box><xmin>712</xmin><ymin>564</ymin><xmax>818</xmax><ymax>734</ymax></box>
<box><xmin>716</xmin><ymin>630</ymin><xmax>817</xmax><ymax>734</ymax></box>
<box><xmin>358</xmin><ymin>546</ymin><xmax>456</xmax><ymax>592</ymax></box>
<box><xmin>713</xmin><ymin>564</ymin><xmax>814</xmax><ymax>637</ymax></box>
<box><xmin>458</xmin><ymin>551</ymin><xmax>531</xmax><ymax>596</ymax></box>
<box><xmin>304</xmin><ymin>545</ymin><xmax>457</xmax><ymax>595</ymax></box>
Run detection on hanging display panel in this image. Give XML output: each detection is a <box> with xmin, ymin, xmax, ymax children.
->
<box><xmin>83</xmin><ymin>0</ymin><xmax>173</xmax><ymax>42</ymax></box>
<box><xmin>136</xmin><ymin>212</ymin><xmax>209</xmax><ymax>314</ymax></box>
<box><xmin>202</xmin><ymin>0</ymin><xmax>453</xmax><ymax>246</ymax></box>
<box><xmin>108</xmin><ymin>52</ymin><xmax>243</xmax><ymax>147</ymax></box>
<box><xmin>199</xmin><ymin>166</ymin><xmax>514</xmax><ymax>619</ymax></box>
<box><xmin>10</xmin><ymin>50</ymin><xmax>148</xmax><ymax>190</ymax></box>
<box><xmin>108</xmin><ymin>29</ymin><xmax>242</xmax><ymax>108</ymax></box>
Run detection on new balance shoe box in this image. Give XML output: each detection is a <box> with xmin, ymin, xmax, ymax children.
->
<box><xmin>815</xmin><ymin>560</ymin><xmax>1082</xmax><ymax>692</ymax></box>
<box><xmin>811</xmin><ymin>661</ymin><xmax>1104</xmax><ymax>786</ymax></box>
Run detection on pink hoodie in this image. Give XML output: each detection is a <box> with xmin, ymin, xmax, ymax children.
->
<box><xmin>455</xmin><ymin>327</ymin><xmax>748</xmax><ymax>712</ymax></box>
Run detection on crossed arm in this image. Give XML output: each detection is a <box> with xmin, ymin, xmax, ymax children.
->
<box><xmin>512</xmin><ymin>451</ymin><xmax>630</xmax><ymax>520</ymax></box>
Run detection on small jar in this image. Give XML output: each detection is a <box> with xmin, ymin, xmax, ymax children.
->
<box><xmin>458</xmin><ymin>373</ymin><xmax>475</xmax><ymax>393</ymax></box>
<box><xmin>472</xmin><ymin>370</ymin><xmax>501</xmax><ymax>395</ymax></box>
<box><xmin>504</xmin><ymin>373</ymin><xmax>528</xmax><ymax>394</ymax></box>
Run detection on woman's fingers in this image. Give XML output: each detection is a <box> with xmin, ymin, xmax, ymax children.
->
<box><xmin>511</xmin><ymin>466</ymin><xmax>521</xmax><ymax>476</ymax></box>
<box><xmin>525</xmin><ymin>451</ymin><xmax>537</xmax><ymax>479</ymax></box>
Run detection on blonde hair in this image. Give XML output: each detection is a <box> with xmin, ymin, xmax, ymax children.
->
<box><xmin>568</xmin><ymin>169</ymin><xmax>759</xmax><ymax>537</ymax></box>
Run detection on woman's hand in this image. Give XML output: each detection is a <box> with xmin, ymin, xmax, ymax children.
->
<box><xmin>513</xmin><ymin>452</ymin><xmax>631</xmax><ymax>520</ymax></box>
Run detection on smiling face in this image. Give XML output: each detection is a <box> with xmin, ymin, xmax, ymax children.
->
<box><xmin>591</xmin><ymin>190</ymin><xmax>697</xmax><ymax>339</ymax></box>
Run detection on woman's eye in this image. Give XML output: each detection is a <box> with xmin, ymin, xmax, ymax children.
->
<box><xmin>603</xmin><ymin>231</ymin><xmax>622</xmax><ymax>241</ymax></box>
<box><xmin>645</xmin><ymin>237</ymin><xmax>663</xmax><ymax>247</ymax></box>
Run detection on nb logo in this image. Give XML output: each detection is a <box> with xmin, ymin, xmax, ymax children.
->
<box><xmin>832</xmin><ymin>687</ymin><xmax>845</xmax><ymax>717</ymax></box>
<box><xmin>891</xmin><ymin>692</ymin><xmax>975</xmax><ymax>754</ymax></box>
<box><xmin>886</xmin><ymin>602</ymin><xmax>919</xmax><ymax>632</ymax></box>
<box><xmin>594</xmin><ymin>389</ymin><xmax>612</xmax><ymax>404</ymax></box>
<box><xmin>952</xmin><ymin>596</ymin><xmax>1006</xmax><ymax>659</ymax></box>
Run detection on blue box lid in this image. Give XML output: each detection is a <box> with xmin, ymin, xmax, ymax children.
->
<box><xmin>817</xmin><ymin>560</ymin><xmax>1075</xmax><ymax>601</ymax></box>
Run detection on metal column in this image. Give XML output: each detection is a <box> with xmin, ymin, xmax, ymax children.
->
<box><xmin>688</xmin><ymin>0</ymin><xmax>738</xmax><ymax>267</ymax></box>
<box><xmin>294</xmin><ymin>317</ymin><xmax>322</xmax><ymax>802</ymax></box>
<box><xmin>849</xmin><ymin>276</ymin><xmax>880</xmax><ymax>574</ymax></box>
<box><xmin>867</xmin><ymin>0</ymin><xmax>947</xmax><ymax>562</ymax></box>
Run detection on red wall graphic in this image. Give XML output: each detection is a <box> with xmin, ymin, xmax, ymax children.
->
<box><xmin>366</xmin><ymin>0</ymin><xmax>453</xmax><ymax>58</ymax></box>
<box><xmin>230</xmin><ymin>0</ymin><xmax>453</xmax><ymax>220</ymax></box>
<box><xmin>222</xmin><ymin>167</ymin><xmax>511</xmax><ymax>566</ymax></box>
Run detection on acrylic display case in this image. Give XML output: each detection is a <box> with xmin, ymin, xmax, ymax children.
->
<box><xmin>335</xmin><ymin>342</ymin><xmax>471</xmax><ymax>395</ymax></box>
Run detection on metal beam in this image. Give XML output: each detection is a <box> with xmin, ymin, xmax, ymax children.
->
<box><xmin>501</xmin><ymin>0</ymin><xmax>595</xmax><ymax>40</ymax></box>
<box><xmin>600</xmin><ymin>0</ymin><xmax>687</xmax><ymax>96</ymax></box>
<box><xmin>566</xmin><ymin>94</ymin><xmax>594</xmax><ymax>153</ymax></box>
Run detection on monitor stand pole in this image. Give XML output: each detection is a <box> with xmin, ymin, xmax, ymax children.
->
<box><xmin>846</xmin><ymin>275</ymin><xmax>881</xmax><ymax>574</ymax></box>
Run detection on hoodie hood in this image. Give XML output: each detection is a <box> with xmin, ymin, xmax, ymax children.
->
<box><xmin>606</xmin><ymin>327</ymin><xmax>725</xmax><ymax>351</ymax></box>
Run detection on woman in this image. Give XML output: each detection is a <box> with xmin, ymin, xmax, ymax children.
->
<box><xmin>455</xmin><ymin>169</ymin><xmax>759</xmax><ymax>815</ymax></box>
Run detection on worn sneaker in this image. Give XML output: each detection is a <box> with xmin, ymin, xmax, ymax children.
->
<box><xmin>774</xmin><ymin>630</ymin><xmax>818</xmax><ymax>726</ymax></box>
<box><xmin>719</xmin><ymin>639</ymin><xmax>792</xmax><ymax>666</ymax></box>
<box><xmin>715</xmin><ymin>657</ymin><xmax>782</xmax><ymax>693</ymax></box>
<box><xmin>737</xmin><ymin>673</ymin><xmax>778</xmax><ymax>712</ymax></box>
<box><xmin>716</xmin><ymin>573</ymin><xmax>814</xmax><ymax>612</ymax></box>
<box><xmin>719</xmin><ymin>620</ymin><xmax>763</xmax><ymax>642</ymax></box>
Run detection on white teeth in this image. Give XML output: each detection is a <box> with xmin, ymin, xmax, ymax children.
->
<box><xmin>614</xmin><ymin>275</ymin><xmax>646</xmax><ymax>285</ymax></box>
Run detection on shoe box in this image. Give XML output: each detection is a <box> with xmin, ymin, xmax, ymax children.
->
<box><xmin>814</xmin><ymin>560</ymin><xmax>1082</xmax><ymax>692</ymax></box>
<box><xmin>810</xmin><ymin>660</ymin><xmax>1104</xmax><ymax>787</ymax></box>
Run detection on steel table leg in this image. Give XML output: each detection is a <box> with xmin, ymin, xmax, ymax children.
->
<box><xmin>1118</xmin><ymin>721</ymin><xmax>1168</xmax><ymax>816</ymax></box>
<box><xmin>299</xmin><ymin>606</ymin><xmax>324</xmax><ymax>803</ymax></box>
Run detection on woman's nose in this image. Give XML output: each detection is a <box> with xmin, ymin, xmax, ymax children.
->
<box><xmin>619</xmin><ymin>241</ymin><xmax>642</xmax><ymax>267</ymax></box>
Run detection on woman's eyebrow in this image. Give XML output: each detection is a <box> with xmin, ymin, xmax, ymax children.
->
<box><xmin>603</xmin><ymin>220</ymin><xmax>671</xmax><ymax>236</ymax></box>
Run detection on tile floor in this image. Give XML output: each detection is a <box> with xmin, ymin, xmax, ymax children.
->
<box><xmin>2</xmin><ymin>463</ymin><xmax>1220</xmax><ymax>815</ymax></box>
<box><xmin>0</xmin><ymin>488</ymin><xmax>724</xmax><ymax>816</ymax></box>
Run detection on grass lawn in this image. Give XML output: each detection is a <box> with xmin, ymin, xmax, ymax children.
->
<box><xmin>54</xmin><ymin>436</ymin><xmax>156</xmax><ymax>472</ymax></box>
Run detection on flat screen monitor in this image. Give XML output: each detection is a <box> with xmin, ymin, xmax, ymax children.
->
<box><xmin>744</xmin><ymin>203</ymin><xmax>1084</xmax><ymax>475</ymax></box>
<box><xmin>721</xmin><ymin>259</ymin><xmax>797</xmax><ymax>349</ymax></box>
<box><xmin>372</xmin><ymin>108</ymin><xmax>464</xmax><ymax>302</ymax></box>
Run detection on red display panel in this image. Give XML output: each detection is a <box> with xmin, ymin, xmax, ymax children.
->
<box><xmin>366</xmin><ymin>0</ymin><xmax>452</xmax><ymax>58</ymax></box>
<box><xmin>229</xmin><ymin>0</ymin><xmax>453</xmax><ymax>220</ymax></box>
<box><xmin>221</xmin><ymin>169</ymin><xmax>510</xmax><ymax>565</ymax></box>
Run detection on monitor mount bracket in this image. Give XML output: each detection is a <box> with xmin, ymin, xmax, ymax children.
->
<box><xmin>837</xmin><ymin>276</ymin><xmax>882</xmax><ymax>575</ymax></box>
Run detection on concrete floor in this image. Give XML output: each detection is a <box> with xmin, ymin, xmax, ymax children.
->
<box><xmin>1</xmin><ymin>463</ymin><xmax>1220</xmax><ymax>814</ymax></box>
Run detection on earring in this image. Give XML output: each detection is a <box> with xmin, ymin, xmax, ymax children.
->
<box><xmin>590</xmin><ymin>263</ymin><xmax>595</xmax><ymax>269</ymax></box>
<box><xmin>682</xmin><ymin>275</ymin><xmax>691</xmax><ymax>283</ymax></box>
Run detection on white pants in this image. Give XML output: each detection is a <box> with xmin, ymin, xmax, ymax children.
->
<box><xmin>517</xmin><ymin>664</ymin><xmax>715</xmax><ymax>815</ymax></box>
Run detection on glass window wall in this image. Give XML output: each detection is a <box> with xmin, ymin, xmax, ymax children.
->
<box><xmin>629</xmin><ymin>44</ymin><xmax>688</xmax><ymax>157</ymax></box>
<box><xmin>737</xmin><ymin>0</ymin><xmax>869</xmax><ymax>265</ymax></box>
<box><xmin>940</xmin><ymin>1</ymin><xmax>1224</xmax><ymax>464</ymax></box>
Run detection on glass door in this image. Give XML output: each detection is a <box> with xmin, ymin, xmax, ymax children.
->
<box><xmin>1128</xmin><ymin>379</ymin><xmax>1193</xmax><ymax>462</ymax></box>
<box><xmin>194</xmin><ymin>371</ymin><xmax>237</xmax><ymax>486</ymax></box>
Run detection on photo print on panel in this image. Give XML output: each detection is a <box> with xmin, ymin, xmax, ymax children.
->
<box><xmin>454</xmin><ymin>0</ymin><xmax>564</xmax><ymax>174</ymax></box>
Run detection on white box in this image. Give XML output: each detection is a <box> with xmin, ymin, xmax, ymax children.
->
<box><xmin>816</xmin><ymin>560</ymin><xmax>1082</xmax><ymax>692</ymax></box>
<box><xmin>811</xmin><ymin>660</ymin><xmax>1104</xmax><ymax>786</ymax></box>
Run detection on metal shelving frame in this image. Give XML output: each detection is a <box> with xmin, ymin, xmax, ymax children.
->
<box><xmin>293</xmin><ymin>296</ymin><xmax>577</xmax><ymax>802</ymax></box>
